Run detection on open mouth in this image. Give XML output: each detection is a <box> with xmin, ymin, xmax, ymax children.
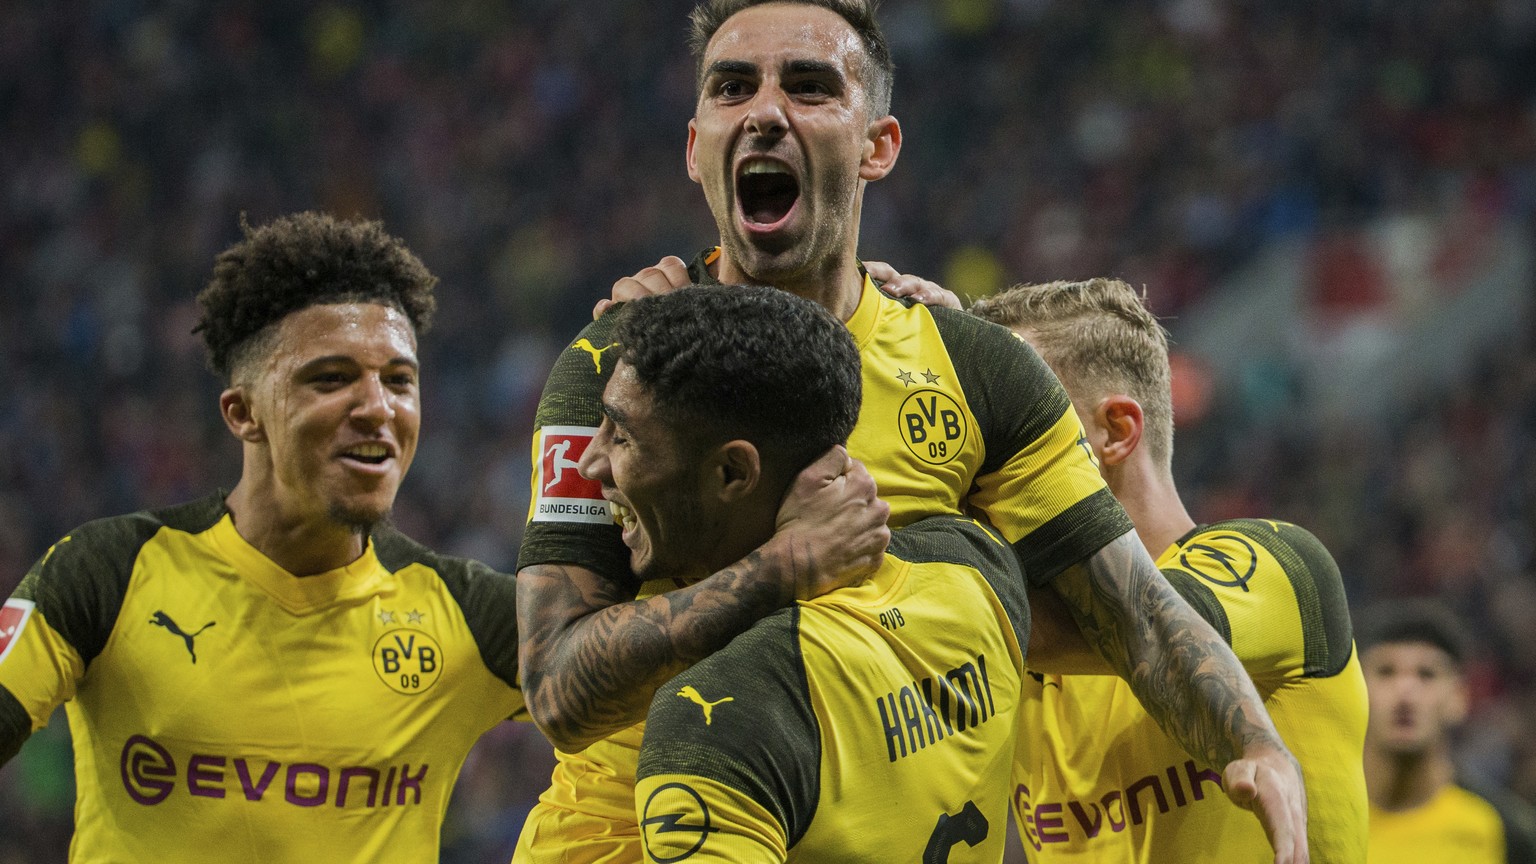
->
<box><xmin>340</xmin><ymin>443</ymin><xmax>392</xmax><ymax>466</ymax></box>
<box><xmin>737</xmin><ymin>159</ymin><xmax>800</xmax><ymax>228</ymax></box>
<box><xmin>608</xmin><ymin>499</ymin><xmax>636</xmax><ymax>531</ymax></box>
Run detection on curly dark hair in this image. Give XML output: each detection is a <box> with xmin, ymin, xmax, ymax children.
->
<box><xmin>614</xmin><ymin>284</ymin><xmax>861</xmax><ymax>479</ymax></box>
<box><xmin>687</xmin><ymin>0</ymin><xmax>894</xmax><ymax>117</ymax></box>
<box><xmin>195</xmin><ymin>212</ymin><xmax>438</xmax><ymax>382</ymax></box>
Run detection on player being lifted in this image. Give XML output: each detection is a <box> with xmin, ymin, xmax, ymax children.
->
<box><xmin>968</xmin><ymin>278</ymin><xmax>1369</xmax><ymax>863</ymax></box>
<box><xmin>514</xmin><ymin>2</ymin><xmax>1308</xmax><ymax>862</ymax></box>
<box><xmin>590</xmin><ymin>284</ymin><xmax>1034</xmax><ymax>861</ymax></box>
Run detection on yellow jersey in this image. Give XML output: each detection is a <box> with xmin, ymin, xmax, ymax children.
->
<box><xmin>1012</xmin><ymin>519</ymin><xmax>1368</xmax><ymax>863</ymax></box>
<box><xmin>1369</xmin><ymin>782</ymin><xmax>1536</xmax><ymax>864</ymax></box>
<box><xmin>0</xmin><ymin>494</ymin><xmax>524</xmax><ymax>863</ymax></box>
<box><xmin>514</xmin><ymin>250</ymin><xmax>1132</xmax><ymax>862</ymax></box>
<box><xmin>635</xmin><ymin>516</ymin><xmax>1029</xmax><ymax>863</ymax></box>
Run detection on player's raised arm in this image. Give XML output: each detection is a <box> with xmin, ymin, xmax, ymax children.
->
<box><xmin>1050</xmin><ymin>533</ymin><xmax>1309</xmax><ymax>864</ymax></box>
<box><xmin>517</xmin><ymin>446</ymin><xmax>888</xmax><ymax>752</ymax></box>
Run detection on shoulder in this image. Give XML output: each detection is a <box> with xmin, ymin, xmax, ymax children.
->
<box><xmin>44</xmin><ymin>495</ymin><xmax>225</xmax><ymax>570</ymax></box>
<box><xmin>641</xmin><ymin>608</ymin><xmax>819</xmax><ymax>847</ymax></box>
<box><xmin>1165</xmin><ymin>519</ymin><xmax>1353</xmax><ymax>677</ymax></box>
<box><xmin>14</xmin><ymin>493</ymin><xmax>228</xmax><ymax>665</ymax></box>
<box><xmin>927</xmin><ymin>306</ymin><xmax>1060</xmax><ymax>390</ymax></box>
<box><xmin>888</xmin><ymin>515</ymin><xmax>1020</xmax><ymax>576</ymax></box>
<box><xmin>1460</xmin><ymin>780</ymin><xmax>1536</xmax><ymax>864</ymax></box>
<box><xmin>371</xmin><ymin>526</ymin><xmax>520</xmax><ymax>687</ymax></box>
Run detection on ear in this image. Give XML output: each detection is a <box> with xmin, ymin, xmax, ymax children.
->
<box><xmin>686</xmin><ymin>119</ymin><xmax>701</xmax><ymax>184</ymax></box>
<box><xmin>859</xmin><ymin>115</ymin><xmax>901</xmax><ymax>182</ymax></box>
<box><xmin>220</xmin><ymin>386</ymin><xmax>266</xmax><ymax>444</ymax></box>
<box><xmin>1446</xmin><ymin>674</ymin><xmax>1472</xmax><ymax>726</ymax></box>
<box><xmin>1093</xmin><ymin>395</ymin><xmax>1143</xmax><ymax>467</ymax></box>
<box><xmin>710</xmin><ymin>439</ymin><xmax>763</xmax><ymax>503</ymax></box>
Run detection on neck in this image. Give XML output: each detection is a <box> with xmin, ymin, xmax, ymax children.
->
<box><xmin>1364</xmin><ymin>742</ymin><xmax>1455</xmax><ymax>811</ymax></box>
<box><xmin>225</xmin><ymin>476</ymin><xmax>366</xmax><ymax>577</ymax></box>
<box><xmin>1104</xmin><ymin>455</ymin><xmax>1195</xmax><ymax>558</ymax></box>
<box><xmin>712</xmin><ymin>250</ymin><xmax>865</xmax><ymax>322</ymax></box>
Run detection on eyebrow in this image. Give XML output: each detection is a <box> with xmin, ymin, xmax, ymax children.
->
<box><xmin>704</xmin><ymin>59</ymin><xmax>757</xmax><ymax>79</ymax></box>
<box><xmin>294</xmin><ymin>355</ymin><xmax>420</xmax><ymax>374</ymax></box>
<box><xmin>600</xmin><ymin>401</ymin><xmax>632</xmax><ymax>432</ymax></box>
<box><xmin>784</xmin><ymin>59</ymin><xmax>841</xmax><ymax>80</ymax></box>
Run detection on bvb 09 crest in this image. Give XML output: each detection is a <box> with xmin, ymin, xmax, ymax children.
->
<box><xmin>373</xmin><ymin>630</ymin><xmax>444</xmax><ymax>695</ymax></box>
<box><xmin>899</xmin><ymin>389</ymin><xmax>967</xmax><ymax>465</ymax></box>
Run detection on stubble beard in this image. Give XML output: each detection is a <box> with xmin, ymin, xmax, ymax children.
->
<box><xmin>328</xmin><ymin>500</ymin><xmax>390</xmax><ymax>534</ymax></box>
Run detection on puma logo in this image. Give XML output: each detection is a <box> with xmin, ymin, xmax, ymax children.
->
<box><xmin>149</xmin><ymin>611</ymin><xmax>215</xmax><ymax>664</ymax></box>
<box><xmin>676</xmin><ymin>685</ymin><xmax>734</xmax><ymax>725</ymax></box>
<box><xmin>573</xmin><ymin>338</ymin><xmax>619</xmax><ymax>374</ymax></box>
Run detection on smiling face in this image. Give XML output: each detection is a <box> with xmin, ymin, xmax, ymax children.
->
<box><xmin>578</xmin><ymin>361</ymin><xmax>720</xmax><ymax>584</ymax></box>
<box><xmin>236</xmin><ymin>302</ymin><xmax>420</xmax><ymax>530</ymax></box>
<box><xmin>1363</xmin><ymin>641</ymin><xmax>1469</xmax><ymax>756</ymax></box>
<box><xmin>687</xmin><ymin>2</ymin><xmax>895</xmax><ymax>286</ymax></box>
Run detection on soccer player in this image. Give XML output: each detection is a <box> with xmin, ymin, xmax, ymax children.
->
<box><xmin>968</xmin><ymin>278</ymin><xmax>1369</xmax><ymax>862</ymax></box>
<box><xmin>1360</xmin><ymin>600</ymin><xmax>1536</xmax><ymax>863</ymax></box>
<box><xmin>514</xmin><ymin>2</ymin><xmax>1307</xmax><ymax>862</ymax></box>
<box><xmin>0</xmin><ymin>213</ymin><xmax>526</xmax><ymax>862</ymax></box>
<box><xmin>597</xmin><ymin>284</ymin><xmax>1031</xmax><ymax>862</ymax></box>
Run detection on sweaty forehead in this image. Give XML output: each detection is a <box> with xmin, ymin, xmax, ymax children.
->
<box><xmin>269</xmin><ymin>302</ymin><xmax>417</xmax><ymax>366</ymax></box>
<box><xmin>706</xmin><ymin>4</ymin><xmax>865</xmax><ymax>75</ymax></box>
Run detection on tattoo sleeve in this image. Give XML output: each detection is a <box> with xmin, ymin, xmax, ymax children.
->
<box><xmin>1049</xmin><ymin>530</ymin><xmax>1282</xmax><ymax>768</ymax></box>
<box><xmin>516</xmin><ymin>544</ymin><xmax>809</xmax><ymax>752</ymax></box>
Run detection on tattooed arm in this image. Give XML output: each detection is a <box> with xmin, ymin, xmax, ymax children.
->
<box><xmin>1051</xmin><ymin>530</ymin><xmax>1309</xmax><ymax>864</ymax></box>
<box><xmin>517</xmin><ymin>448</ymin><xmax>889</xmax><ymax>753</ymax></box>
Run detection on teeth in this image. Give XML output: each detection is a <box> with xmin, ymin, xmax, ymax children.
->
<box><xmin>740</xmin><ymin>160</ymin><xmax>788</xmax><ymax>175</ymax></box>
<box><xmin>609</xmin><ymin>502</ymin><xmax>634</xmax><ymax>527</ymax></box>
<box><xmin>347</xmin><ymin>444</ymin><xmax>389</xmax><ymax>458</ymax></box>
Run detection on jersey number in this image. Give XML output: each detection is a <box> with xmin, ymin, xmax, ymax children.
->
<box><xmin>923</xmin><ymin>800</ymin><xmax>989</xmax><ymax>863</ymax></box>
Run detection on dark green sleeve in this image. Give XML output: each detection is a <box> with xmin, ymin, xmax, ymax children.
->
<box><xmin>514</xmin><ymin>312</ymin><xmax>637</xmax><ymax>592</ymax></box>
<box><xmin>12</xmin><ymin>499</ymin><xmax>209</xmax><ymax>667</ymax></box>
<box><xmin>639</xmin><ymin>609</ymin><xmax>820</xmax><ymax>848</ymax></box>
<box><xmin>0</xmin><ymin>686</ymin><xmax>29</xmax><ymax>766</ymax></box>
<box><xmin>1162</xmin><ymin>569</ymin><xmax>1234</xmax><ymax>646</ymax></box>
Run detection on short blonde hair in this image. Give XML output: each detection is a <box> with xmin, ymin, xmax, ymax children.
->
<box><xmin>969</xmin><ymin>278</ymin><xmax>1174</xmax><ymax>468</ymax></box>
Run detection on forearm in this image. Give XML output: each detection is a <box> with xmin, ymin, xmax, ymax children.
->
<box><xmin>517</xmin><ymin>542</ymin><xmax>805</xmax><ymax>751</ymax></box>
<box><xmin>1049</xmin><ymin>531</ymin><xmax>1282</xmax><ymax>767</ymax></box>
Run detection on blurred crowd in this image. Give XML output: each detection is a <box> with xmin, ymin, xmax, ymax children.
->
<box><xmin>1</xmin><ymin>0</ymin><xmax>1533</xmax><ymax>860</ymax></box>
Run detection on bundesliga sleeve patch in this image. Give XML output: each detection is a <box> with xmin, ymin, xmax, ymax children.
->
<box><xmin>532</xmin><ymin>426</ymin><xmax>612</xmax><ymax>524</ymax></box>
<box><xmin>0</xmin><ymin>599</ymin><xmax>36</xmax><ymax>665</ymax></box>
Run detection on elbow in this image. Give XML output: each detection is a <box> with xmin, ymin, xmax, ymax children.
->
<box><xmin>526</xmin><ymin>699</ymin><xmax>603</xmax><ymax>754</ymax></box>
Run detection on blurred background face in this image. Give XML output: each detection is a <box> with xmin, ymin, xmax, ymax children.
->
<box><xmin>1363</xmin><ymin>642</ymin><xmax>1469</xmax><ymax>756</ymax></box>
